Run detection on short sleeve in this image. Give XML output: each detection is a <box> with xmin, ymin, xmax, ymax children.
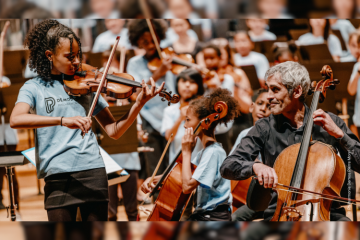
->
<box><xmin>160</xmin><ymin>107</ymin><xmax>175</xmax><ymax>136</ymax></box>
<box><xmin>126</xmin><ymin>58</ymin><xmax>143</xmax><ymax>83</ymax></box>
<box><xmin>350</xmin><ymin>62</ymin><xmax>360</xmax><ymax>83</ymax></box>
<box><xmin>192</xmin><ymin>148</ymin><xmax>220</xmax><ymax>189</ymax></box>
<box><xmin>92</xmin><ymin>94</ymin><xmax>109</xmax><ymax>116</ymax></box>
<box><xmin>222</xmin><ymin>74</ymin><xmax>235</xmax><ymax>95</ymax></box>
<box><xmin>255</xmin><ymin>54</ymin><xmax>270</xmax><ymax>79</ymax></box>
<box><xmin>328</xmin><ymin>35</ymin><xmax>343</xmax><ymax>57</ymax></box>
<box><xmin>1</xmin><ymin>76</ymin><xmax>11</xmax><ymax>86</ymax></box>
<box><xmin>15</xmin><ymin>80</ymin><xmax>37</xmax><ymax>109</ymax></box>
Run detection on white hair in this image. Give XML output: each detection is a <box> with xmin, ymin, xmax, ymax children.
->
<box><xmin>264</xmin><ymin>61</ymin><xmax>311</xmax><ymax>102</ymax></box>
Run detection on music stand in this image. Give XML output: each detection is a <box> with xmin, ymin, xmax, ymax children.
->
<box><xmin>0</xmin><ymin>151</ymin><xmax>28</xmax><ymax>221</ymax></box>
<box><xmin>299</xmin><ymin>44</ymin><xmax>334</xmax><ymax>62</ymax></box>
<box><xmin>92</xmin><ymin>104</ymin><xmax>138</xmax><ymax>154</ymax></box>
<box><xmin>92</xmin><ymin>104</ymin><xmax>138</xmax><ymax>185</ymax></box>
<box><xmin>241</xmin><ymin>65</ymin><xmax>261</xmax><ymax>90</ymax></box>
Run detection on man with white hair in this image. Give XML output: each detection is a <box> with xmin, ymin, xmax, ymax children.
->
<box><xmin>221</xmin><ymin>61</ymin><xmax>360</xmax><ymax>221</ymax></box>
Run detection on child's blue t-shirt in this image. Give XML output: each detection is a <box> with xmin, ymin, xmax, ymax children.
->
<box><xmin>191</xmin><ymin>142</ymin><xmax>232</xmax><ymax>213</ymax></box>
<box><xmin>15</xmin><ymin>77</ymin><xmax>109</xmax><ymax>179</ymax></box>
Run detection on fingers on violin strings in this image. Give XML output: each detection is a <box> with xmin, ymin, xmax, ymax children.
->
<box><xmin>156</xmin><ymin>81</ymin><xmax>165</xmax><ymax>95</ymax></box>
<box><xmin>149</xmin><ymin>77</ymin><xmax>156</xmax><ymax>95</ymax></box>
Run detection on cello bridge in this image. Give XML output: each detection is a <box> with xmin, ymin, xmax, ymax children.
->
<box><xmin>282</xmin><ymin>207</ymin><xmax>302</xmax><ymax>221</ymax></box>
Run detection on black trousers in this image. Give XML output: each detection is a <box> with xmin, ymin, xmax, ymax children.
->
<box><xmin>232</xmin><ymin>205</ymin><xmax>264</xmax><ymax>221</ymax></box>
<box><xmin>0</xmin><ymin>145</ymin><xmax>20</xmax><ymax>209</ymax></box>
<box><xmin>46</xmin><ymin>202</ymin><xmax>108</xmax><ymax>221</ymax></box>
<box><xmin>108</xmin><ymin>169</ymin><xmax>138</xmax><ymax>221</ymax></box>
<box><xmin>188</xmin><ymin>205</ymin><xmax>232</xmax><ymax>221</ymax></box>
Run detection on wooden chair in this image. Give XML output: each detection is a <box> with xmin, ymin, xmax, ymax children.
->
<box><xmin>332</xmin><ymin>29</ymin><xmax>347</xmax><ymax>51</ymax></box>
<box><xmin>299</xmin><ymin>44</ymin><xmax>333</xmax><ymax>62</ymax></box>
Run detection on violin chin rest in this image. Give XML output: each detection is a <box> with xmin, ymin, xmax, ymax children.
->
<box><xmin>246</xmin><ymin>177</ymin><xmax>273</xmax><ymax>212</ymax></box>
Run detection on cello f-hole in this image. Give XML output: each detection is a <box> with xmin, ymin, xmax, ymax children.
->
<box><xmin>306</xmin><ymin>201</ymin><xmax>314</xmax><ymax>221</ymax></box>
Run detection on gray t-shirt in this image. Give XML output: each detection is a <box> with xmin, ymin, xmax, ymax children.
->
<box><xmin>126</xmin><ymin>55</ymin><xmax>176</xmax><ymax>132</ymax></box>
<box><xmin>15</xmin><ymin>77</ymin><xmax>108</xmax><ymax>178</ymax></box>
<box><xmin>191</xmin><ymin>142</ymin><xmax>232</xmax><ymax>213</ymax></box>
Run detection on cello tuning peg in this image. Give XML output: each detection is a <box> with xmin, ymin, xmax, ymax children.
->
<box><xmin>168</xmin><ymin>102</ymin><xmax>171</xmax><ymax>106</ymax></box>
<box><xmin>328</xmin><ymin>84</ymin><xmax>336</xmax><ymax>90</ymax></box>
<box><xmin>169</xmin><ymin>91</ymin><xmax>172</xmax><ymax>94</ymax></box>
<box><xmin>163</xmin><ymin>87</ymin><xmax>167</xmax><ymax>91</ymax></box>
<box><xmin>161</xmin><ymin>98</ymin><xmax>165</xmax><ymax>101</ymax></box>
<box><xmin>311</xmin><ymin>81</ymin><xmax>317</xmax><ymax>88</ymax></box>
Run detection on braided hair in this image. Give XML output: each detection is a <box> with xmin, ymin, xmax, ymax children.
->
<box><xmin>24</xmin><ymin>19</ymin><xmax>82</xmax><ymax>81</ymax></box>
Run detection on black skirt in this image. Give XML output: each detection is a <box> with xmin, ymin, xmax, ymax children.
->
<box><xmin>44</xmin><ymin>167</ymin><xmax>109</xmax><ymax>210</ymax></box>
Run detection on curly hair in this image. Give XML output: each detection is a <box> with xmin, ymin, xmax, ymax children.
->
<box><xmin>127</xmin><ymin>19</ymin><xmax>167</xmax><ymax>47</ymax></box>
<box><xmin>189</xmin><ymin>88</ymin><xmax>240</xmax><ymax>129</ymax></box>
<box><xmin>24</xmin><ymin>19</ymin><xmax>82</xmax><ymax>80</ymax></box>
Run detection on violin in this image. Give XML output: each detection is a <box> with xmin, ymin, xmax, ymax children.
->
<box><xmin>144</xmin><ymin>101</ymin><xmax>228</xmax><ymax>221</ymax></box>
<box><xmin>268</xmin><ymin>65</ymin><xmax>348</xmax><ymax>221</ymax></box>
<box><xmin>144</xmin><ymin>19</ymin><xmax>215</xmax><ymax>79</ymax></box>
<box><xmin>63</xmin><ymin>63</ymin><xmax>179</xmax><ymax>106</ymax></box>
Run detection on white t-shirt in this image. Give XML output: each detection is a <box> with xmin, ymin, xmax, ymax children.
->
<box><xmin>92</xmin><ymin>28</ymin><xmax>132</xmax><ymax>53</ymax></box>
<box><xmin>0</xmin><ymin>76</ymin><xmax>18</xmax><ymax>146</ymax></box>
<box><xmin>331</xmin><ymin>20</ymin><xmax>356</xmax><ymax>52</ymax></box>
<box><xmin>249</xmin><ymin>30</ymin><xmax>277</xmax><ymax>42</ymax></box>
<box><xmin>297</xmin><ymin>32</ymin><xmax>343</xmax><ymax>57</ymax></box>
<box><xmin>234</xmin><ymin>51</ymin><xmax>270</xmax><ymax>80</ymax></box>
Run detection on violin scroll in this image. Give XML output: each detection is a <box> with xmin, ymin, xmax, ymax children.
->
<box><xmin>159</xmin><ymin>87</ymin><xmax>180</xmax><ymax>106</ymax></box>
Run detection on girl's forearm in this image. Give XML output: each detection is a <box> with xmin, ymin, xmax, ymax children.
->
<box><xmin>108</xmin><ymin>102</ymin><xmax>143</xmax><ymax>139</ymax></box>
<box><xmin>10</xmin><ymin>113</ymin><xmax>61</xmax><ymax>129</ymax></box>
<box><xmin>181</xmin><ymin>152</ymin><xmax>193</xmax><ymax>190</ymax></box>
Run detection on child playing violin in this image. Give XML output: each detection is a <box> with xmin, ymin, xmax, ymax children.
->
<box><xmin>10</xmin><ymin>19</ymin><xmax>164</xmax><ymax>221</ymax></box>
<box><xmin>126</xmin><ymin>19</ymin><xmax>177</xmax><ymax>192</ymax></box>
<box><xmin>142</xmin><ymin>88</ymin><xmax>240</xmax><ymax>221</ymax></box>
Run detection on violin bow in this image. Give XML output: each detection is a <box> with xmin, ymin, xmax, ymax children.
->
<box><xmin>139</xmin><ymin>0</ymin><xmax>162</xmax><ymax>60</ymax></box>
<box><xmin>82</xmin><ymin>36</ymin><xmax>120</xmax><ymax>138</ymax></box>
<box><xmin>145</xmin><ymin>19</ymin><xmax>163</xmax><ymax>60</ymax></box>
<box><xmin>118</xmin><ymin>46</ymin><xmax>126</xmax><ymax>73</ymax></box>
<box><xmin>148</xmin><ymin>133</ymin><xmax>173</xmax><ymax>188</ymax></box>
<box><xmin>138</xmin><ymin>133</ymin><xmax>174</xmax><ymax>217</ymax></box>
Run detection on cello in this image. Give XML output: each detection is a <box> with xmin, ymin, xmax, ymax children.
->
<box><xmin>269</xmin><ymin>65</ymin><xmax>346</xmax><ymax>221</ymax></box>
<box><xmin>145</xmin><ymin>101</ymin><xmax>228</xmax><ymax>221</ymax></box>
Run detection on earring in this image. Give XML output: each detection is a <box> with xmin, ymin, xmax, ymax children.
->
<box><xmin>49</xmin><ymin>59</ymin><xmax>52</xmax><ymax>70</ymax></box>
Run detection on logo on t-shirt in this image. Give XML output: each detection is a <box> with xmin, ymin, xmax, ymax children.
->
<box><xmin>45</xmin><ymin>97</ymin><xmax>56</xmax><ymax>114</ymax></box>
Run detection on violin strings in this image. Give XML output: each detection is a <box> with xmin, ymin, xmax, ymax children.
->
<box><xmin>276</xmin><ymin>188</ymin><xmax>360</xmax><ymax>207</ymax></box>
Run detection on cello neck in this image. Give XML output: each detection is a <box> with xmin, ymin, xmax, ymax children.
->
<box><xmin>149</xmin><ymin>121</ymin><xmax>203</xmax><ymax>198</ymax></box>
<box><xmin>290</xmin><ymin>91</ymin><xmax>321</xmax><ymax>189</ymax></box>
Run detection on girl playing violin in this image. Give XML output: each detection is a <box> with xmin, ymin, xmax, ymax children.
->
<box><xmin>9</xmin><ymin>19</ymin><xmax>164</xmax><ymax>221</ymax></box>
<box><xmin>142</xmin><ymin>88</ymin><xmax>240</xmax><ymax>221</ymax></box>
